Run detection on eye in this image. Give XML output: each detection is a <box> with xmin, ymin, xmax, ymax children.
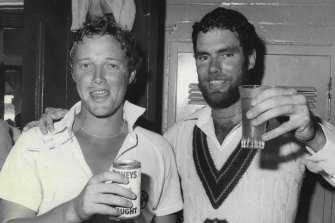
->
<box><xmin>196</xmin><ymin>54</ymin><xmax>210</xmax><ymax>62</ymax></box>
<box><xmin>219</xmin><ymin>52</ymin><xmax>234</xmax><ymax>59</ymax></box>
<box><xmin>79</xmin><ymin>62</ymin><xmax>94</xmax><ymax>71</ymax></box>
<box><xmin>105</xmin><ymin>63</ymin><xmax>119</xmax><ymax>71</ymax></box>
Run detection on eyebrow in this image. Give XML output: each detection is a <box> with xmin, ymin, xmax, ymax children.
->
<box><xmin>194</xmin><ymin>51</ymin><xmax>209</xmax><ymax>58</ymax></box>
<box><xmin>75</xmin><ymin>57</ymin><xmax>123</xmax><ymax>62</ymax></box>
<box><xmin>195</xmin><ymin>46</ymin><xmax>240</xmax><ymax>57</ymax></box>
<box><xmin>216</xmin><ymin>46</ymin><xmax>240</xmax><ymax>53</ymax></box>
<box><xmin>105</xmin><ymin>57</ymin><xmax>123</xmax><ymax>61</ymax></box>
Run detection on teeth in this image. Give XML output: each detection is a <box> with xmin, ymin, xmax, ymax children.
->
<box><xmin>210</xmin><ymin>80</ymin><xmax>225</xmax><ymax>85</ymax></box>
<box><xmin>92</xmin><ymin>90</ymin><xmax>108</xmax><ymax>95</ymax></box>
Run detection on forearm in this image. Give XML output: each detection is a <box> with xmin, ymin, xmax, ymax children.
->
<box><xmin>6</xmin><ymin>201</ymin><xmax>80</xmax><ymax>223</ymax></box>
<box><xmin>152</xmin><ymin>213</ymin><xmax>179</xmax><ymax>223</ymax></box>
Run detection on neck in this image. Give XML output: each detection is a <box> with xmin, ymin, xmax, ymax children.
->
<box><xmin>75</xmin><ymin>105</ymin><xmax>126</xmax><ymax>138</ymax></box>
<box><xmin>212</xmin><ymin>100</ymin><xmax>242</xmax><ymax>122</ymax></box>
<box><xmin>211</xmin><ymin>100</ymin><xmax>242</xmax><ymax>144</ymax></box>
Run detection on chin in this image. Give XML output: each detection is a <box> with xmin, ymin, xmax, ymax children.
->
<box><xmin>91</xmin><ymin>111</ymin><xmax>114</xmax><ymax>118</ymax></box>
<box><xmin>204</xmin><ymin>92</ymin><xmax>240</xmax><ymax>109</ymax></box>
<box><xmin>87</xmin><ymin>106</ymin><xmax>114</xmax><ymax>118</ymax></box>
<box><xmin>83</xmin><ymin>99</ymin><xmax>122</xmax><ymax>118</ymax></box>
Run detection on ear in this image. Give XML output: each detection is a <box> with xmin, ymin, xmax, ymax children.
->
<box><xmin>247</xmin><ymin>49</ymin><xmax>256</xmax><ymax>70</ymax></box>
<box><xmin>128</xmin><ymin>70</ymin><xmax>136</xmax><ymax>84</ymax></box>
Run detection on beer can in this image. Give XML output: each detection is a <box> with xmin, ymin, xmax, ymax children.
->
<box><xmin>112</xmin><ymin>160</ymin><xmax>141</xmax><ymax>219</ymax></box>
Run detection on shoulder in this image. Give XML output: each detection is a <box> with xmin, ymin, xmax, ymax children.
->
<box><xmin>135</xmin><ymin>126</ymin><xmax>170</xmax><ymax>147</ymax></box>
<box><xmin>134</xmin><ymin>126</ymin><xmax>175</xmax><ymax>157</ymax></box>
<box><xmin>13</xmin><ymin>125</ymin><xmax>65</xmax><ymax>153</ymax></box>
<box><xmin>15</xmin><ymin>127</ymin><xmax>44</xmax><ymax>145</ymax></box>
<box><xmin>0</xmin><ymin>127</ymin><xmax>46</xmax><ymax>169</ymax></box>
<box><xmin>164</xmin><ymin>115</ymin><xmax>198</xmax><ymax>143</ymax></box>
<box><xmin>167</xmin><ymin>108</ymin><xmax>203</xmax><ymax>132</ymax></box>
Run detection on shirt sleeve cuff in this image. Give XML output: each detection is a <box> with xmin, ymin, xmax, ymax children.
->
<box><xmin>155</xmin><ymin>201</ymin><xmax>183</xmax><ymax>217</ymax></box>
<box><xmin>305</xmin><ymin>122</ymin><xmax>335</xmax><ymax>184</ymax></box>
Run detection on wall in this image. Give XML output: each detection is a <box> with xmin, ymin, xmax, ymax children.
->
<box><xmin>165</xmin><ymin>0</ymin><xmax>335</xmax><ymax>43</ymax></box>
<box><xmin>0</xmin><ymin>30</ymin><xmax>22</xmax><ymax>65</ymax></box>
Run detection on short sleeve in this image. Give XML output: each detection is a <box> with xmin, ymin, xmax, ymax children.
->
<box><xmin>0</xmin><ymin>131</ymin><xmax>42</xmax><ymax>212</ymax></box>
<box><xmin>154</xmin><ymin>142</ymin><xmax>183</xmax><ymax>216</ymax></box>
<box><xmin>163</xmin><ymin>122</ymin><xmax>182</xmax><ymax>155</ymax></box>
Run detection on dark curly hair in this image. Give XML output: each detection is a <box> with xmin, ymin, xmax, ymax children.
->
<box><xmin>192</xmin><ymin>7</ymin><xmax>258</xmax><ymax>57</ymax></box>
<box><xmin>70</xmin><ymin>16</ymin><xmax>141</xmax><ymax>73</ymax></box>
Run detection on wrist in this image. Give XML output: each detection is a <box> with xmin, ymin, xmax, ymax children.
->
<box><xmin>303</xmin><ymin>123</ymin><xmax>326</xmax><ymax>152</ymax></box>
<box><xmin>64</xmin><ymin>200</ymin><xmax>81</xmax><ymax>223</ymax></box>
<box><xmin>298</xmin><ymin>122</ymin><xmax>317</xmax><ymax>144</ymax></box>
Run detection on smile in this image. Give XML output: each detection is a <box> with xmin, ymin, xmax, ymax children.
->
<box><xmin>209</xmin><ymin>80</ymin><xmax>226</xmax><ymax>85</ymax></box>
<box><xmin>90</xmin><ymin>90</ymin><xmax>109</xmax><ymax>97</ymax></box>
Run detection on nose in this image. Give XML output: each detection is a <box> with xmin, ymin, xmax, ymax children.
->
<box><xmin>209</xmin><ymin>57</ymin><xmax>221</xmax><ymax>74</ymax></box>
<box><xmin>92</xmin><ymin>66</ymin><xmax>105</xmax><ymax>84</ymax></box>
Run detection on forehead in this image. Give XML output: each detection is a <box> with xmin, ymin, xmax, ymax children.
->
<box><xmin>195</xmin><ymin>29</ymin><xmax>241</xmax><ymax>52</ymax></box>
<box><xmin>72</xmin><ymin>35</ymin><xmax>126</xmax><ymax>60</ymax></box>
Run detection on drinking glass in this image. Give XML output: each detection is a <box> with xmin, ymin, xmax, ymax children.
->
<box><xmin>239</xmin><ymin>85</ymin><xmax>269</xmax><ymax>149</ymax></box>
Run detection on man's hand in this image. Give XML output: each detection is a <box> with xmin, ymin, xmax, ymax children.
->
<box><xmin>0</xmin><ymin>171</ymin><xmax>137</xmax><ymax>222</ymax></box>
<box><xmin>23</xmin><ymin>108</ymin><xmax>68</xmax><ymax>134</ymax></box>
<box><xmin>69</xmin><ymin>171</ymin><xmax>136</xmax><ymax>221</ymax></box>
<box><xmin>246</xmin><ymin>87</ymin><xmax>321</xmax><ymax>144</ymax></box>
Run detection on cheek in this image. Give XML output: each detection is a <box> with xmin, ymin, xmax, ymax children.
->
<box><xmin>220</xmin><ymin>60</ymin><xmax>244</xmax><ymax>78</ymax></box>
<box><xmin>110</xmin><ymin>73</ymin><xmax>130</xmax><ymax>85</ymax></box>
<box><xmin>197</xmin><ymin>70</ymin><xmax>206</xmax><ymax>82</ymax></box>
<box><xmin>218</xmin><ymin>59</ymin><xmax>236</xmax><ymax>70</ymax></box>
<box><xmin>196</xmin><ymin>62</ymin><xmax>209</xmax><ymax>75</ymax></box>
<box><xmin>109</xmin><ymin>79</ymin><xmax>127</xmax><ymax>90</ymax></box>
<box><xmin>75</xmin><ymin>82</ymin><xmax>86</xmax><ymax>96</ymax></box>
<box><xmin>74</xmin><ymin>77</ymin><xmax>90</xmax><ymax>93</ymax></box>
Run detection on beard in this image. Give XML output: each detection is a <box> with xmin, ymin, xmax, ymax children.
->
<box><xmin>199</xmin><ymin>77</ymin><xmax>243</xmax><ymax>109</ymax></box>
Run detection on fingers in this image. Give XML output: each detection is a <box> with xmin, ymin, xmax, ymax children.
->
<box><xmin>248</xmin><ymin>92</ymin><xmax>307</xmax><ymax>120</ymax></box>
<box><xmin>22</xmin><ymin>121</ymin><xmax>39</xmax><ymax>132</ymax></box>
<box><xmin>45</xmin><ymin>107</ymin><xmax>68</xmax><ymax>120</ymax></box>
<box><xmin>262</xmin><ymin>114</ymin><xmax>307</xmax><ymax>141</ymax></box>
<box><xmin>38</xmin><ymin>115</ymin><xmax>50</xmax><ymax>135</ymax></box>
<box><xmin>89</xmin><ymin>171</ymin><xmax>128</xmax><ymax>185</ymax></box>
<box><xmin>95</xmin><ymin>190</ymin><xmax>134</xmax><ymax>206</ymax></box>
<box><xmin>22</xmin><ymin>108</ymin><xmax>68</xmax><ymax>134</ymax></box>
<box><xmin>43</xmin><ymin>108</ymin><xmax>69</xmax><ymax>133</ymax></box>
<box><xmin>251</xmin><ymin>87</ymin><xmax>297</xmax><ymax>106</ymax></box>
<box><xmin>84</xmin><ymin>183</ymin><xmax>135</xmax><ymax>205</ymax></box>
<box><xmin>245</xmin><ymin>87</ymin><xmax>314</xmax><ymax>141</ymax></box>
<box><xmin>86</xmin><ymin>182</ymin><xmax>136</xmax><ymax>201</ymax></box>
<box><xmin>74</xmin><ymin>171</ymin><xmax>136</xmax><ymax>220</ymax></box>
<box><xmin>88</xmin><ymin>171</ymin><xmax>137</xmax><ymax>200</ymax></box>
<box><xmin>45</xmin><ymin>114</ymin><xmax>55</xmax><ymax>133</ymax></box>
<box><xmin>249</xmin><ymin>103</ymin><xmax>309</xmax><ymax>127</ymax></box>
<box><xmin>34</xmin><ymin>108</ymin><xmax>68</xmax><ymax>134</ymax></box>
<box><xmin>75</xmin><ymin>198</ymin><xmax>122</xmax><ymax>220</ymax></box>
<box><xmin>85</xmin><ymin>203</ymin><xmax>120</xmax><ymax>217</ymax></box>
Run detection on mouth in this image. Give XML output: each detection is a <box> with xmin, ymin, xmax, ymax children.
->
<box><xmin>208</xmin><ymin>79</ymin><xmax>230</xmax><ymax>89</ymax></box>
<box><xmin>90</xmin><ymin>90</ymin><xmax>110</xmax><ymax>98</ymax></box>
<box><xmin>209</xmin><ymin>80</ymin><xmax>226</xmax><ymax>85</ymax></box>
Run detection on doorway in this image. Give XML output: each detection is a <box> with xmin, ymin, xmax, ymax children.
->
<box><xmin>0</xmin><ymin>5</ymin><xmax>23</xmax><ymax>130</ymax></box>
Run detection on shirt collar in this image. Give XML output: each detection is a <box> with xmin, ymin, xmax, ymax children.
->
<box><xmin>184</xmin><ymin>105</ymin><xmax>242</xmax><ymax>147</ymax></box>
<box><xmin>191</xmin><ymin>106</ymin><xmax>217</xmax><ymax>142</ymax></box>
<box><xmin>51</xmin><ymin>100</ymin><xmax>146</xmax><ymax>136</ymax></box>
